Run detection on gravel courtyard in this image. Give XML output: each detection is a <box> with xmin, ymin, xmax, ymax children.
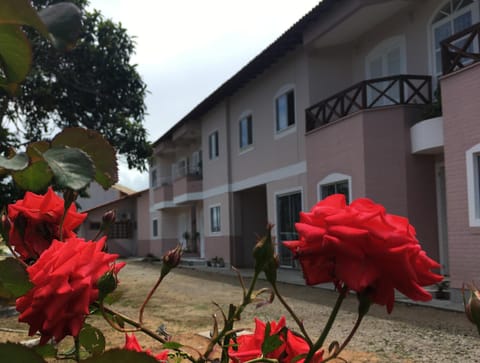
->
<box><xmin>1</xmin><ymin>260</ymin><xmax>479</xmax><ymax>362</ymax></box>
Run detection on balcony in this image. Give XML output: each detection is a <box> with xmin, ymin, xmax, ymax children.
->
<box><xmin>306</xmin><ymin>74</ymin><xmax>432</xmax><ymax>132</ymax></box>
<box><xmin>153</xmin><ymin>177</ymin><xmax>173</xmax><ymax>204</ymax></box>
<box><xmin>441</xmin><ymin>21</ymin><xmax>480</xmax><ymax>75</ymax></box>
<box><xmin>172</xmin><ymin>162</ymin><xmax>203</xmax><ymax>203</ymax></box>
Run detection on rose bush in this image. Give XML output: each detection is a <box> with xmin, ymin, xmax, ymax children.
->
<box><xmin>8</xmin><ymin>187</ymin><xmax>86</xmax><ymax>260</ymax></box>
<box><xmin>15</xmin><ymin>236</ymin><xmax>125</xmax><ymax>345</ymax></box>
<box><xmin>284</xmin><ymin>194</ymin><xmax>443</xmax><ymax>313</ymax></box>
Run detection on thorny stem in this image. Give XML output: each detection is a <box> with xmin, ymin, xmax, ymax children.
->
<box><xmin>94</xmin><ymin>301</ymin><xmax>168</xmax><ymax>344</ymax></box>
<box><xmin>271</xmin><ymin>282</ymin><xmax>313</xmax><ymax>346</ymax></box>
<box><xmin>304</xmin><ymin>285</ymin><xmax>347</xmax><ymax>363</ymax></box>
<box><xmin>323</xmin><ymin>312</ymin><xmax>364</xmax><ymax>362</ymax></box>
<box><xmin>139</xmin><ymin>274</ymin><xmax>164</xmax><ymax>324</ymax></box>
<box><xmin>200</xmin><ymin>269</ymin><xmax>262</xmax><ymax>363</ymax></box>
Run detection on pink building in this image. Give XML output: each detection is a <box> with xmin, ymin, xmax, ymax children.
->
<box><xmin>149</xmin><ymin>0</ymin><xmax>480</xmax><ymax>302</ymax></box>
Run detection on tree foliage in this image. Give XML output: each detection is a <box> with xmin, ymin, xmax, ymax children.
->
<box><xmin>1</xmin><ymin>0</ymin><xmax>152</xmax><ymax>170</ymax></box>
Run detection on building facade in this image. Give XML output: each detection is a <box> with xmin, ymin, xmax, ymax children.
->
<box><xmin>149</xmin><ymin>0</ymin><xmax>480</xmax><ymax>299</ymax></box>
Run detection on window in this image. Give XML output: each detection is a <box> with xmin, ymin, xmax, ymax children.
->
<box><xmin>209</xmin><ymin>131</ymin><xmax>219</xmax><ymax>159</ymax></box>
<box><xmin>431</xmin><ymin>0</ymin><xmax>479</xmax><ymax>78</ymax></box>
<box><xmin>110</xmin><ymin>221</ymin><xmax>133</xmax><ymax>239</ymax></box>
<box><xmin>151</xmin><ymin>169</ymin><xmax>158</xmax><ymax>188</ymax></box>
<box><xmin>152</xmin><ymin>219</ymin><xmax>158</xmax><ymax>237</ymax></box>
<box><xmin>210</xmin><ymin>206</ymin><xmax>220</xmax><ymax>233</ymax></box>
<box><xmin>239</xmin><ymin>114</ymin><xmax>253</xmax><ymax>149</ymax></box>
<box><xmin>466</xmin><ymin>144</ymin><xmax>480</xmax><ymax>226</ymax></box>
<box><xmin>365</xmin><ymin>36</ymin><xmax>406</xmax><ymax>105</ymax></box>
<box><xmin>275</xmin><ymin>89</ymin><xmax>295</xmax><ymax>132</ymax></box>
<box><xmin>318</xmin><ymin>173</ymin><xmax>352</xmax><ymax>203</ymax></box>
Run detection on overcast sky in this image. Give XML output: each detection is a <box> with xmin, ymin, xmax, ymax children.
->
<box><xmin>87</xmin><ymin>0</ymin><xmax>320</xmax><ymax>190</ymax></box>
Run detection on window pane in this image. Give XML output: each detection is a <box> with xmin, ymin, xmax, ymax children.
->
<box><xmin>153</xmin><ymin>220</ymin><xmax>158</xmax><ymax>237</ymax></box>
<box><xmin>209</xmin><ymin>132</ymin><xmax>219</xmax><ymax>159</ymax></box>
<box><xmin>453</xmin><ymin>11</ymin><xmax>472</xmax><ymax>32</ymax></box>
<box><xmin>287</xmin><ymin>91</ymin><xmax>295</xmax><ymax>126</ymax></box>
<box><xmin>239</xmin><ymin>116</ymin><xmax>252</xmax><ymax>148</ymax></box>
<box><xmin>276</xmin><ymin>94</ymin><xmax>288</xmax><ymax>131</ymax></box>
<box><xmin>434</xmin><ymin>22</ymin><xmax>451</xmax><ymax>46</ymax></box>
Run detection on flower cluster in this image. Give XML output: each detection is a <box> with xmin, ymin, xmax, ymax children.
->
<box><xmin>229</xmin><ymin>317</ymin><xmax>323</xmax><ymax>363</ymax></box>
<box><xmin>284</xmin><ymin>194</ymin><xmax>443</xmax><ymax>312</ymax></box>
<box><xmin>8</xmin><ymin>187</ymin><xmax>86</xmax><ymax>260</ymax></box>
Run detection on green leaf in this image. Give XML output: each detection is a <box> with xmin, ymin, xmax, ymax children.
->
<box><xmin>52</xmin><ymin>128</ymin><xmax>118</xmax><ymax>189</ymax></box>
<box><xmin>0</xmin><ymin>257</ymin><xmax>33</xmax><ymax>303</ymax></box>
<box><xmin>34</xmin><ymin>344</ymin><xmax>57</xmax><ymax>359</ymax></box>
<box><xmin>0</xmin><ymin>342</ymin><xmax>46</xmax><ymax>363</ymax></box>
<box><xmin>0</xmin><ymin>152</ymin><xmax>28</xmax><ymax>171</ymax></box>
<box><xmin>0</xmin><ymin>25</ymin><xmax>31</xmax><ymax>94</ymax></box>
<box><xmin>261</xmin><ymin>323</ymin><xmax>283</xmax><ymax>356</ymax></box>
<box><xmin>79</xmin><ymin>324</ymin><xmax>105</xmax><ymax>357</ymax></box>
<box><xmin>162</xmin><ymin>341</ymin><xmax>183</xmax><ymax>350</ymax></box>
<box><xmin>26</xmin><ymin>141</ymin><xmax>50</xmax><ymax>163</ymax></box>
<box><xmin>82</xmin><ymin>349</ymin><xmax>159</xmax><ymax>363</ymax></box>
<box><xmin>43</xmin><ymin>146</ymin><xmax>95</xmax><ymax>191</ymax></box>
<box><xmin>0</xmin><ymin>0</ymin><xmax>49</xmax><ymax>37</ymax></box>
<box><xmin>13</xmin><ymin>161</ymin><xmax>53</xmax><ymax>193</ymax></box>
<box><xmin>38</xmin><ymin>3</ymin><xmax>82</xmax><ymax>51</ymax></box>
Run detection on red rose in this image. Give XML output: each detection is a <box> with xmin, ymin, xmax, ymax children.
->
<box><xmin>124</xmin><ymin>333</ymin><xmax>169</xmax><ymax>362</ymax></box>
<box><xmin>229</xmin><ymin>317</ymin><xmax>321</xmax><ymax>363</ymax></box>
<box><xmin>16</xmin><ymin>236</ymin><xmax>125</xmax><ymax>344</ymax></box>
<box><xmin>284</xmin><ymin>194</ymin><xmax>443</xmax><ymax>313</ymax></box>
<box><xmin>8</xmin><ymin>187</ymin><xmax>86</xmax><ymax>260</ymax></box>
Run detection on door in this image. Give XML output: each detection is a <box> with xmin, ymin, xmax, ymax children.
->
<box><xmin>276</xmin><ymin>192</ymin><xmax>302</xmax><ymax>268</ymax></box>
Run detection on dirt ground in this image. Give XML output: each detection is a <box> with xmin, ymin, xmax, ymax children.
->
<box><xmin>1</xmin><ymin>260</ymin><xmax>480</xmax><ymax>362</ymax></box>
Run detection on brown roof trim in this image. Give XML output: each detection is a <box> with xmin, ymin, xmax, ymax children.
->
<box><xmin>153</xmin><ymin>0</ymin><xmax>337</xmax><ymax>146</ymax></box>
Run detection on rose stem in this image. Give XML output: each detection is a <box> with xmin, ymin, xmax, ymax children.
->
<box><xmin>322</xmin><ymin>313</ymin><xmax>364</xmax><ymax>362</ymax></box>
<box><xmin>94</xmin><ymin>302</ymin><xmax>167</xmax><ymax>343</ymax></box>
<box><xmin>304</xmin><ymin>285</ymin><xmax>347</xmax><ymax>363</ymax></box>
<box><xmin>74</xmin><ymin>336</ymin><xmax>81</xmax><ymax>362</ymax></box>
<box><xmin>139</xmin><ymin>274</ymin><xmax>164</xmax><ymax>325</ymax></box>
<box><xmin>271</xmin><ymin>282</ymin><xmax>313</xmax><ymax>346</ymax></box>
<box><xmin>201</xmin><ymin>269</ymin><xmax>261</xmax><ymax>363</ymax></box>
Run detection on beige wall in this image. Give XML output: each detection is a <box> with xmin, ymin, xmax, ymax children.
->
<box><xmin>442</xmin><ymin>62</ymin><xmax>480</xmax><ymax>288</ymax></box>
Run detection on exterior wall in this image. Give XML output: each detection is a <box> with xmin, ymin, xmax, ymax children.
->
<box><xmin>442</xmin><ymin>62</ymin><xmax>480</xmax><ymax>288</ymax></box>
<box><xmin>228</xmin><ymin>49</ymin><xmax>308</xmax><ymax>185</ymax></box>
<box><xmin>202</xmin><ymin>102</ymin><xmax>229</xmax><ymax>191</ymax></box>
<box><xmin>136</xmin><ymin>191</ymin><xmax>151</xmax><ymax>256</ymax></box>
<box><xmin>305</xmin><ymin>105</ymin><xmax>439</xmax><ymax>261</ymax></box>
<box><xmin>305</xmin><ymin>111</ymin><xmax>366</xmax><ymax>207</ymax></box>
<box><xmin>80</xmin><ymin>195</ymin><xmax>139</xmax><ymax>257</ymax></box>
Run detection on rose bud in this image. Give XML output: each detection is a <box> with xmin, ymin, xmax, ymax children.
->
<box><xmin>161</xmin><ymin>245</ymin><xmax>182</xmax><ymax>278</ymax></box>
<box><xmin>102</xmin><ymin>209</ymin><xmax>116</xmax><ymax>225</ymax></box>
<box><xmin>464</xmin><ymin>285</ymin><xmax>480</xmax><ymax>334</ymax></box>
<box><xmin>97</xmin><ymin>270</ymin><xmax>118</xmax><ymax>301</ymax></box>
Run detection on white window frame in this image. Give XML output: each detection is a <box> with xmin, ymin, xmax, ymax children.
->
<box><xmin>239</xmin><ymin>111</ymin><xmax>253</xmax><ymax>152</ymax></box>
<box><xmin>150</xmin><ymin>168</ymin><xmax>158</xmax><ymax>188</ymax></box>
<box><xmin>274</xmin><ymin>85</ymin><xmax>296</xmax><ymax>136</ymax></box>
<box><xmin>208</xmin><ymin>131</ymin><xmax>219</xmax><ymax>160</ymax></box>
<box><xmin>152</xmin><ymin>218</ymin><xmax>159</xmax><ymax>238</ymax></box>
<box><xmin>209</xmin><ymin>204</ymin><xmax>221</xmax><ymax>233</ymax></box>
<box><xmin>466</xmin><ymin>143</ymin><xmax>480</xmax><ymax>226</ymax></box>
<box><xmin>429</xmin><ymin>0</ymin><xmax>479</xmax><ymax>81</ymax></box>
<box><xmin>317</xmin><ymin>173</ymin><xmax>352</xmax><ymax>203</ymax></box>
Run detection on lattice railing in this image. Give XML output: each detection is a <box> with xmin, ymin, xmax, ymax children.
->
<box><xmin>441</xmin><ymin>22</ymin><xmax>480</xmax><ymax>75</ymax></box>
<box><xmin>306</xmin><ymin>74</ymin><xmax>432</xmax><ymax>132</ymax></box>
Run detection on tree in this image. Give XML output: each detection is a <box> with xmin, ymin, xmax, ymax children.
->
<box><xmin>1</xmin><ymin>0</ymin><xmax>152</xmax><ymax>171</ymax></box>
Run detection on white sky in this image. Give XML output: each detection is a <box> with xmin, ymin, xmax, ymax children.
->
<box><xmin>87</xmin><ymin>0</ymin><xmax>320</xmax><ymax>190</ymax></box>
